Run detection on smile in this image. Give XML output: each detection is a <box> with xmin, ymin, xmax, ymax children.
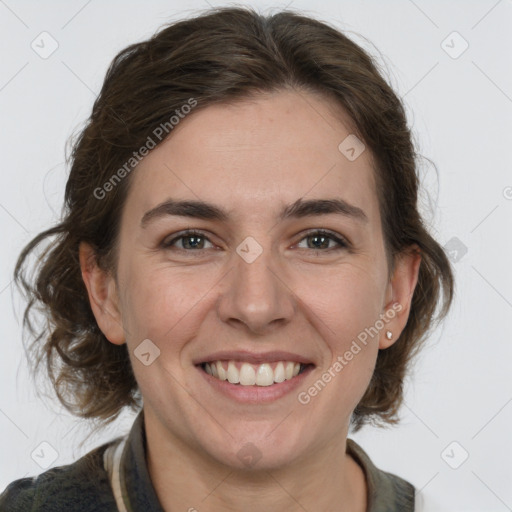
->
<box><xmin>201</xmin><ymin>360</ymin><xmax>310</xmax><ymax>386</ymax></box>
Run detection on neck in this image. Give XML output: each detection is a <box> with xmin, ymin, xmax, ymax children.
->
<box><xmin>144</xmin><ymin>411</ymin><xmax>367</xmax><ymax>512</ymax></box>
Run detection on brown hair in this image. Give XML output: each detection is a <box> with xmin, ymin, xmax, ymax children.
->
<box><xmin>14</xmin><ymin>5</ymin><xmax>454</xmax><ymax>432</ymax></box>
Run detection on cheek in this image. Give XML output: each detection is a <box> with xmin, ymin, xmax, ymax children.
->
<box><xmin>118</xmin><ymin>258</ymin><xmax>218</xmax><ymax>350</ymax></box>
<box><xmin>306</xmin><ymin>263</ymin><xmax>386</xmax><ymax>343</ymax></box>
<box><xmin>117</xmin><ymin>262</ymin><xmax>179</xmax><ymax>339</ymax></box>
<box><xmin>301</xmin><ymin>263</ymin><xmax>385</xmax><ymax>398</ymax></box>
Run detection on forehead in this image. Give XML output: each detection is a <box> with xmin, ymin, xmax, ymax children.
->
<box><xmin>125</xmin><ymin>90</ymin><xmax>379</xmax><ymax>226</ymax></box>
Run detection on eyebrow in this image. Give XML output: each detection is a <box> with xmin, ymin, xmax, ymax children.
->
<box><xmin>140</xmin><ymin>197</ymin><xmax>368</xmax><ymax>227</ymax></box>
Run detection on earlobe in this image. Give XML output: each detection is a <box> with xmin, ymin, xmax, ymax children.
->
<box><xmin>79</xmin><ymin>242</ymin><xmax>125</xmax><ymax>345</ymax></box>
<box><xmin>379</xmin><ymin>246</ymin><xmax>422</xmax><ymax>349</ymax></box>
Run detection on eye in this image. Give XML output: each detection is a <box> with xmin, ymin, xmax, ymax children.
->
<box><xmin>161</xmin><ymin>230</ymin><xmax>214</xmax><ymax>251</ymax></box>
<box><xmin>295</xmin><ymin>230</ymin><xmax>349</xmax><ymax>252</ymax></box>
<box><xmin>161</xmin><ymin>229</ymin><xmax>349</xmax><ymax>254</ymax></box>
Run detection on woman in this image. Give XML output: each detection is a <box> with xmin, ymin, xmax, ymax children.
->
<box><xmin>1</xmin><ymin>6</ymin><xmax>453</xmax><ymax>511</ymax></box>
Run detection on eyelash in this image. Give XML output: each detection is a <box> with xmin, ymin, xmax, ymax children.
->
<box><xmin>161</xmin><ymin>229</ymin><xmax>349</xmax><ymax>254</ymax></box>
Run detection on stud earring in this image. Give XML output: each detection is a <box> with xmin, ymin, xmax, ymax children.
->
<box><xmin>385</xmin><ymin>330</ymin><xmax>393</xmax><ymax>340</ymax></box>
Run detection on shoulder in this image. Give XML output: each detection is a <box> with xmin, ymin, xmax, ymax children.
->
<box><xmin>0</xmin><ymin>441</ymin><xmax>118</xmax><ymax>512</ymax></box>
<box><xmin>346</xmin><ymin>438</ymin><xmax>417</xmax><ymax>511</ymax></box>
<box><xmin>370</xmin><ymin>463</ymin><xmax>417</xmax><ymax>510</ymax></box>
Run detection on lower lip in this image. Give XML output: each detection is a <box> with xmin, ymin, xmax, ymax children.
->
<box><xmin>196</xmin><ymin>364</ymin><xmax>315</xmax><ymax>404</ymax></box>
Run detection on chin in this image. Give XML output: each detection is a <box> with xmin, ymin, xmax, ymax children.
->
<box><xmin>198</xmin><ymin>426</ymin><xmax>306</xmax><ymax>472</ymax></box>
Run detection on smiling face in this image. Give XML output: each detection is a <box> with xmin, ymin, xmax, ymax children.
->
<box><xmin>81</xmin><ymin>89</ymin><xmax>420</xmax><ymax>472</ymax></box>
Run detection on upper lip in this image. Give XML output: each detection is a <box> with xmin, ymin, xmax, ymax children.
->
<box><xmin>193</xmin><ymin>350</ymin><xmax>315</xmax><ymax>366</ymax></box>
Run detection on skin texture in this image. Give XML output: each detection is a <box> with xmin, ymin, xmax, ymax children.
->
<box><xmin>80</xmin><ymin>89</ymin><xmax>421</xmax><ymax>511</ymax></box>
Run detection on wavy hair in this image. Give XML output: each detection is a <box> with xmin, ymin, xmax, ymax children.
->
<box><xmin>14</xmin><ymin>5</ymin><xmax>454</xmax><ymax>431</ymax></box>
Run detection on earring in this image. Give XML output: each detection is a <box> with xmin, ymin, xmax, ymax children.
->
<box><xmin>385</xmin><ymin>330</ymin><xmax>393</xmax><ymax>340</ymax></box>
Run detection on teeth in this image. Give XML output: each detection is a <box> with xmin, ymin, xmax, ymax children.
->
<box><xmin>255</xmin><ymin>363</ymin><xmax>273</xmax><ymax>386</ymax></box>
<box><xmin>240</xmin><ymin>363</ymin><xmax>256</xmax><ymax>385</ymax></box>
<box><xmin>227</xmin><ymin>361</ymin><xmax>240</xmax><ymax>384</ymax></box>
<box><xmin>274</xmin><ymin>362</ymin><xmax>285</xmax><ymax>383</ymax></box>
<box><xmin>203</xmin><ymin>360</ymin><xmax>305</xmax><ymax>386</ymax></box>
<box><xmin>285</xmin><ymin>361</ymin><xmax>294</xmax><ymax>380</ymax></box>
<box><xmin>216</xmin><ymin>361</ymin><xmax>227</xmax><ymax>381</ymax></box>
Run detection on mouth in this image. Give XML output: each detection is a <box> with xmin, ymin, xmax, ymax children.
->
<box><xmin>198</xmin><ymin>360</ymin><xmax>314</xmax><ymax>386</ymax></box>
<box><xmin>195</xmin><ymin>358</ymin><xmax>316</xmax><ymax>404</ymax></box>
<box><xmin>193</xmin><ymin>349</ymin><xmax>317</xmax><ymax>403</ymax></box>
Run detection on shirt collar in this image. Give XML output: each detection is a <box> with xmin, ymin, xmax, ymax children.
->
<box><xmin>119</xmin><ymin>411</ymin><xmax>414</xmax><ymax>512</ymax></box>
<box><xmin>346</xmin><ymin>438</ymin><xmax>415</xmax><ymax>511</ymax></box>
<box><xmin>120</xmin><ymin>410</ymin><xmax>165</xmax><ymax>511</ymax></box>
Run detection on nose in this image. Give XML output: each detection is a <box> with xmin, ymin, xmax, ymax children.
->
<box><xmin>216</xmin><ymin>241</ymin><xmax>295</xmax><ymax>335</ymax></box>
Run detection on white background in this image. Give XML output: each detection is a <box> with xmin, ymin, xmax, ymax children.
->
<box><xmin>1</xmin><ymin>1</ymin><xmax>511</xmax><ymax>511</ymax></box>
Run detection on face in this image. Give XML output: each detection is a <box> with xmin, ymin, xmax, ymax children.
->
<box><xmin>82</xmin><ymin>89</ymin><xmax>419</xmax><ymax>471</ymax></box>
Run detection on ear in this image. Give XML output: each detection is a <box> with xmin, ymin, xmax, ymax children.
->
<box><xmin>379</xmin><ymin>245</ymin><xmax>422</xmax><ymax>349</ymax></box>
<box><xmin>79</xmin><ymin>242</ymin><xmax>125</xmax><ymax>345</ymax></box>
